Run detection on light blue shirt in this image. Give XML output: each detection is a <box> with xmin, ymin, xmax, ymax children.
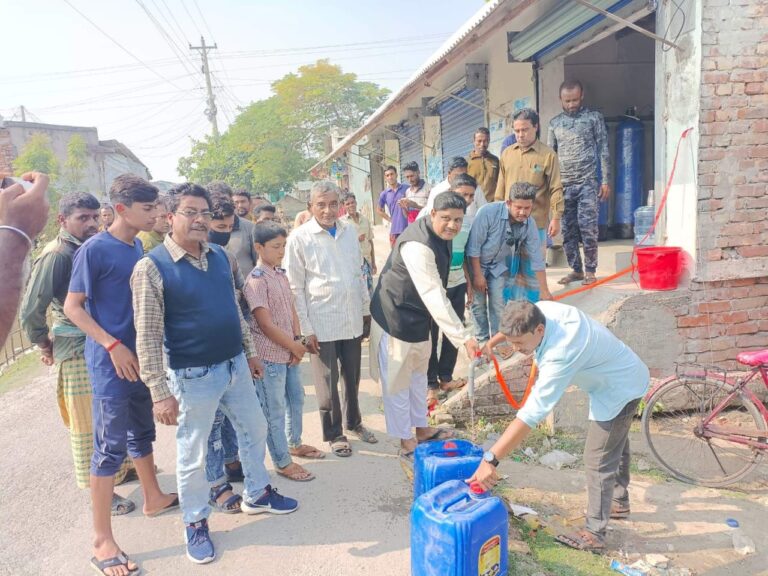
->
<box><xmin>516</xmin><ymin>301</ymin><xmax>650</xmax><ymax>427</ymax></box>
<box><xmin>465</xmin><ymin>201</ymin><xmax>545</xmax><ymax>278</ymax></box>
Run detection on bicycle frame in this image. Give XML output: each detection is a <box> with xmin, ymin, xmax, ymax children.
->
<box><xmin>644</xmin><ymin>365</ymin><xmax>768</xmax><ymax>450</ymax></box>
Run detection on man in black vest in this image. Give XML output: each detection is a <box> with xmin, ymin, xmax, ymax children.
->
<box><xmin>132</xmin><ymin>183</ymin><xmax>298</xmax><ymax>565</ymax></box>
<box><xmin>371</xmin><ymin>191</ymin><xmax>479</xmax><ymax>458</ymax></box>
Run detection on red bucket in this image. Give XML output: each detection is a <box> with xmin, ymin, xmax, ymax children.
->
<box><xmin>635</xmin><ymin>246</ymin><xmax>683</xmax><ymax>291</ymax></box>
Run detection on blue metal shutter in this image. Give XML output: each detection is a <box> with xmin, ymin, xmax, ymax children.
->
<box><xmin>438</xmin><ymin>87</ymin><xmax>485</xmax><ymax>175</ymax></box>
<box><xmin>398</xmin><ymin>122</ymin><xmax>423</xmax><ymax>174</ymax></box>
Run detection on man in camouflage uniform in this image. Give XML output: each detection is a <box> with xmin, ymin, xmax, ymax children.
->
<box><xmin>548</xmin><ymin>80</ymin><xmax>610</xmax><ymax>286</ymax></box>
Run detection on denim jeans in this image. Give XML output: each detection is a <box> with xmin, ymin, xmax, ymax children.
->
<box><xmin>168</xmin><ymin>353</ymin><xmax>270</xmax><ymax>524</ymax></box>
<box><xmin>284</xmin><ymin>364</ymin><xmax>305</xmax><ymax>449</ymax></box>
<box><xmin>471</xmin><ymin>271</ymin><xmax>507</xmax><ymax>343</ymax></box>
<box><xmin>205</xmin><ymin>410</ymin><xmax>240</xmax><ymax>484</ymax></box>
<box><xmin>253</xmin><ymin>362</ymin><xmax>305</xmax><ymax>469</ymax></box>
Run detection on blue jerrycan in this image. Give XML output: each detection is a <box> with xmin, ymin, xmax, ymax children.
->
<box><xmin>411</xmin><ymin>480</ymin><xmax>509</xmax><ymax>576</ymax></box>
<box><xmin>413</xmin><ymin>439</ymin><xmax>483</xmax><ymax>498</ymax></box>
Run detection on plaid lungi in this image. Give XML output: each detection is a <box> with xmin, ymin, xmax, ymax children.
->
<box><xmin>57</xmin><ymin>356</ymin><xmax>131</xmax><ymax>489</ymax></box>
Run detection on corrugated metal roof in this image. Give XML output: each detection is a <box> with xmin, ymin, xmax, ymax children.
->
<box><xmin>312</xmin><ymin>0</ymin><xmax>509</xmax><ymax>170</ymax></box>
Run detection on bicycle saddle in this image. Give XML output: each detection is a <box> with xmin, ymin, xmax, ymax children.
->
<box><xmin>736</xmin><ymin>349</ymin><xmax>768</xmax><ymax>366</ymax></box>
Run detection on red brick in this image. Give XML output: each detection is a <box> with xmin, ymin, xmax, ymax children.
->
<box><xmin>726</xmin><ymin>321</ymin><xmax>759</xmax><ymax>335</ymax></box>
<box><xmin>737</xmin><ymin>245</ymin><xmax>768</xmax><ymax>257</ymax></box>
<box><xmin>700</xmin><ymin>147</ymin><xmax>726</xmax><ymax>161</ymax></box>
<box><xmin>697</xmin><ymin>349</ymin><xmax>736</xmax><ymax>364</ymax></box>
<box><xmin>759</xmin><ymin>320</ymin><xmax>768</xmax><ymax>331</ymax></box>
<box><xmin>736</xmin><ymin>107</ymin><xmax>768</xmax><ymax>120</ymax></box>
<box><xmin>747</xmin><ymin>308</ymin><xmax>768</xmax><ymax>320</ymax></box>
<box><xmin>731</xmin><ymin>70</ymin><xmax>767</xmax><ymax>83</ymax></box>
<box><xmin>683</xmin><ymin>325</ymin><xmax>729</xmax><ymax>339</ymax></box>
<box><xmin>728</xmin><ymin>278</ymin><xmax>760</xmax><ymax>288</ymax></box>
<box><xmin>751</xmin><ymin>146</ymin><xmax>768</xmax><ymax>158</ymax></box>
<box><xmin>705</xmin><ymin>249</ymin><xmax>723</xmax><ymax>261</ymax></box>
<box><xmin>745</xmin><ymin>82</ymin><xmax>764</xmax><ymax>95</ymax></box>
<box><xmin>704</xmin><ymin>71</ymin><xmax>731</xmax><ymax>83</ymax></box>
<box><xmin>736</xmin><ymin>334</ymin><xmax>768</xmax><ymax>348</ymax></box>
<box><xmin>678</xmin><ymin>315</ymin><xmax>713</xmax><ymax>328</ymax></box>
<box><xmin>716</xmin><ymin>83</ymin><xmax>733</xmax><ymax>96</ymax></box>
<box><xmin>697</xmin><ymin>301</ymin><xmax>732</xmax><ymax>313</ymax></box>
<box><xmin>700</xmin><ymin>122</ymin><xmax>730</xmax><ymax>135</ymax></box>
<box><xmin>721</xmin><ymin>222</ymin><xmax>755</xmax><ymax>235</ymax></box>
<box><xmin>712</xmin><ymin>311</ymin><xmax>750</xmax><ymax>324</ymax></box>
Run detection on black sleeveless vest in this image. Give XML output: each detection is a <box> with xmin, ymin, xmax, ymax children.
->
<box><xmin>371</xmin><ymin>217</ymin><xmax>451</xmax><ymax>343</ymax></box>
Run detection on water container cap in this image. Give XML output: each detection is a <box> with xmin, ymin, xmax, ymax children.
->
<box><xmin>726</xmin><ymin>518</ymin><xmax>740</xmax><ymax>528</ymax></box>
<box><xmin>469</xmin><ymin>482</ymin><xmax>486</xmax><ymax>495</ymax></box>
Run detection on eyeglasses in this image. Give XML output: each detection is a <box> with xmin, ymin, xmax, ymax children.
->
<box><xmin>175</xmin><ymin>209</ymin><xmax>214</xmax><ymax>221</ymax></box>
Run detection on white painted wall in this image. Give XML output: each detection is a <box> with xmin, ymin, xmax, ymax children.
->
<box><xmin>348</xmin><ymin>140</ymin><xmax>373</xmax><ymax>222</ymax></box>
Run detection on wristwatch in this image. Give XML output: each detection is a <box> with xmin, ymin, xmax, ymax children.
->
<box><xmin>293</xmin><ymin>335</ymin><xmax>308</xmax><ymax>347</ymax></box>
<box><xmin>483</xmin><ymin>450</ymin><xmax>499</xmax><ymax>468</ymax></box>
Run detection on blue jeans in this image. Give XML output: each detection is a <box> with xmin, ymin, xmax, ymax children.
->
<box><xmin>284</xmin><ymin>364</ymin><xmax>305</xmax><ymax>449</ymax></box>
<box><xmin>205</xmin><ymin>410</ymin><xmax>240</xmax><ymax>484</ymax></box>
<box><xmin>471</xmin><ymin>271</ymin><xmax>507</xmax><ymax>343</ymax></box>
<box><xmin>168</xmin><ymin>353</ymin><xmax>270</xmax><ymax>524</ymax></box>
<box><xmin>254</xmin><ymin>362</ymin><xmax>304</xmax><ymax>469</ymax></box>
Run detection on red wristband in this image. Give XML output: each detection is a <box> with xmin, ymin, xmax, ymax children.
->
<box><xmin>106</xmin><ymin>339</ymin><xmax>121</xmax><ymax>352</ymax></box>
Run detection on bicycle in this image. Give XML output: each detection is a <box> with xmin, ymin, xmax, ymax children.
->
<box><xmin>641</xmin><ymin>349</ymin><xmax>768</xmax><ymax>487</ymax></box>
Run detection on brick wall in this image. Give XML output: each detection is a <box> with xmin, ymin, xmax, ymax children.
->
<box><xmin>0</xmin><ymin>128</ymin><xmax>16</xmax><ymax>173</ymax></box>
<box><xmin>689</xmin><ymin>0</ymin><xmax>768</xmax><ymax>365</ymax></box>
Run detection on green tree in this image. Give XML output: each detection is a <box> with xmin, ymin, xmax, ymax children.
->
<box><xmin>178</xmin><ymin>60</ymin><xmax>389</xmax><ymax>197</ymax></box>
<box><xmin>63</xmin><ymin>134</ymin><xmax>88</xmax><ymax>192</ymax></box>
<box><xmin>13</xmin><ymin>133</ymin><xmax>59</xmax><ymax>178</ymax></box>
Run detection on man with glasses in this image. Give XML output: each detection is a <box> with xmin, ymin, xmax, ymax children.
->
<box><xmin>132</xmin><ymin>182</ymin><xmax>298</xmax><ymax>565</ymax></box>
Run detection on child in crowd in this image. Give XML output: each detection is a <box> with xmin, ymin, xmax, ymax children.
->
<box><xmin>245</xmin><ymin>222</ymin><xmax>325</xmax><ymax>481</ymax></box>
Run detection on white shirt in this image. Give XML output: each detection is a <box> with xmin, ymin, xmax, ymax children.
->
<box><xmin>400</xmin><ymin>241</ymin><xmax>472</xmax><ymax>348</ymax></box>
<box><xmin>417</xmin><ymin>179</ymin><xmax>487</xmax><ymax>221</ymax></box>
<box><xmin>284</xmin><ymin>217</ymin><xmax>370</xmax><ymax>341</ymax></box>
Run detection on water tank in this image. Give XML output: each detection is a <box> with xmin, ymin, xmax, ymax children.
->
<box><xmin>613</xmin><ymin>113</ymin><xmax>644</xmax><ymax>239</ymax></box>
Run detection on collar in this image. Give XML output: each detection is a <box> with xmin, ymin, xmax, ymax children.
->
<box><xmin>233</xmin><ymin>215</ymin><xmax>242</xmax><ymax>231</ymax></box>
<box><xmin>469</xmin><ymin>150</ymin><xmax>493</xmax><ymax>160</ymax></box>
<box><xmin>252</xmin><ymin>263</ymin><xmax>285</xmax><ymax>278</ymax></box>
<box><xmin>164</xmin><ymin>233</ymin><xmax>210</xmax><ymax>262</ymax></box>
<box><xmin>307</xmin><ymin>217</ymin><xmax>344</xmax><ymax>236</ymax></box>
<box><xmin>58</xmin><ymin>228</ymin><xmax>84</xmax><ymax>247</ymax></box>
<box><xmin>511</xmin><ymin>140</ymin><xmax>542</xmax><ymax>154</ymax></box>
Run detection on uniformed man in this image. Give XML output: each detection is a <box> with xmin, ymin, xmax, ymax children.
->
<box><xmin>548</xmin><ymin>80</ymin><xmax>611</xmax><ymax>286</ymax></box>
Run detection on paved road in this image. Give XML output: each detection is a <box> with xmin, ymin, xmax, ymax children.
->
<box><xmin>0</xmin><ymin>346</ymin><xmax>413</xmax><ymax>576</ymax></box>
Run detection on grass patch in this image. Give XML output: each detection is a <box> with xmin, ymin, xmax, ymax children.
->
<box><xmin>510</xmin><ymin>517</ymin><xmax>615</xmax><ymax>576</ymax></box>
<box><xmin>629</xmin><ymin>458</ymin><xmax>670</xmax><ymax>483</ymax></box>
<box><xmin>0</xmin><ymin>352</ymin><xmax>45</xmax><ymax>396</ymax></box>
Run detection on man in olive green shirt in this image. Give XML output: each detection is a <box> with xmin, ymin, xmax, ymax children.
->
<box><xmin>467</xmin><ymin>127</ymin><xmax>500</xmax><ymax>203</ymax></box>
<box><xmin>20</xmin><ymin>192</ymin><xmax>134</xmax><ymax>503</ymax></box>
<box><xmin>137</xmin><ymin>196</ymin><xmax>170</xmax><ymax>253</ymax></box>
<box><xmin>494</xmin><ymin>108</ymin><xmax>564</xmax><ymax>240</ymax></box>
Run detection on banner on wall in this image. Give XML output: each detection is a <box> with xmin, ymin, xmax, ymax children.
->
<box><xmin>423</xmin><ymin>115</ymin><xmax>444</xmax><ymax>186</ymax></box>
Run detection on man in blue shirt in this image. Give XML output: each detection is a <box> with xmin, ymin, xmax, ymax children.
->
<box><xmin>466</xmin><ymin>183</ymin><xmax>552</xmax><ymax>348</ymax></box>
<box><xmin>469</xmin><ymin>300</ymin><xmax>650</xmax><ymax>552</ymax></box>
<box><xmin>65</xmin><ymin>174</ymin><xmax>179</xmax><ymax>576</ymax></box>
<box><xmin>376</xmin><ymin>165</ymin><xmax>409</xmax><ymax>245</ymax></box>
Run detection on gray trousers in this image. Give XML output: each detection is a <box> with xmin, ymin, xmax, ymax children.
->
<box><xmin>309</xmin><ymin>337</ymin><xmax>363</xmax><ymax>442</ymax></box>
<box><xmin>583</xmin><ymin>398</ymin><xmax>641</xmax><ymax>538</ymax></box>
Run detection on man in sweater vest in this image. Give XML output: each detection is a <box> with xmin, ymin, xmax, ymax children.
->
<box><xmin>132</xmin><ymin>183</ymin><xmax>298</xmax><ymax>565</ymax></box>
<box><xmin>370</xmin><ymin>191</ymin><xmax>480</xmax><ymax>459</ymax></box>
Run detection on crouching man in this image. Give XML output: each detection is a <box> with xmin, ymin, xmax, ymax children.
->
<box><xmin>469</xmin><ymin>300</ymin><xmax>649</xmax><ymax>552</ymax></box>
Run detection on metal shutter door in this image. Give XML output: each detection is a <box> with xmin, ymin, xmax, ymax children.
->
<box><xmin>438</xmin><ymin>87</ymin><xmax>485</xmax><ymax>175</ymax></box>
<box><xmin>398</xmin><ymin>122</ymin><xmax>423</xmax><ymax>174</ymax></box>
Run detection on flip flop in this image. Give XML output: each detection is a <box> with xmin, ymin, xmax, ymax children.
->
<box><xmin>144</xmin><ymin>494</ymin><xmax>180</xmax><ymax>517</ymax></box>
<box><xmin>348</xmin><ymin>424</ymin><xmax>378</xmax><ymax>444</ymax></box>
<box><xmin>289</xmin><ymin>445</ymin><xmax>326</xmax><ymax>459</ymax></box>
<box><xmin>398</xmin><ymin>449</ymin><xmax>415</xmax><ymax>463</ymax></box>
<box><xmin>439</xmin><ymin>378</ymin><xmax>467</xmax><ymax>392</ymax></box>
<box><xmin>418</xmin><ymin>428</ymin><xmax>455</xmax><ymax>443</ymax></box>
<box><xmin>90</xmin><ymin>552</ymin><xmax>141</xmax><ymax>576</ymax></box>
<box><xmin>330</xmin><ymin>438</ymin><xmax>352</xmax><ymax>457</ymax></box>
<box><xmin>111</xmin><ymin>494</ymin><xmax>136</xmax><ymax>517</ymax></box>
<box><xmin>558</xmin><ymin>271</ymin><xmax>585</xmax><ymax>285</ymax></box>
<box><xmin>555</xmin><ymin>529</ymin><xmax>606</xmax><ymax>553</ymax></box>
<box><xmin>277</xmin><ymin>463</ymin><xmax>316</xmax><ymax>482</ymax></box>
<box><xmin>582</xmin><ymin>273</ymin><xmax>597</xmax><ymax>285</ymax></box>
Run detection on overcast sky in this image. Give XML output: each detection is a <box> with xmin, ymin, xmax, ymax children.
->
<box><xmin>1</xmin><ymin>0</ymin><xmax>484</xmax><ymax>181</ymax></box>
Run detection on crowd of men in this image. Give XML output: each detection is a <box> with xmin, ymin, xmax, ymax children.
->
<box><xmin>0</xmin><ymin>79</ymin><xmax>649</xmax><ymax>571</ymax></box>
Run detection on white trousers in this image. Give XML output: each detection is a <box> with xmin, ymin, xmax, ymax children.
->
<box><xmin>378</xmin><ymin>330</ymin><xmax>431</xmax><ymax>440</ymax></box>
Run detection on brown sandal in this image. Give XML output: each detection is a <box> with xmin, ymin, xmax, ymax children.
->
<box><xmin>582</xmin><ymin>273</ymin><xmax>597</xmax><ymax>285</ymax></box>
<box><xmin>439</xmin><ymin>378</ymin><xmax>466</xmax><ymax>392</ymax></box>
<box><xmin>289</xmin><ymin>444</ymin><xmax>326</xmax><ymax>459</ymax></box>
<box><xmin>610</xmin><ymin>504</ymin><xmax>630</xmax><ymax>519</ymax></box>
<box><xmin>558</xmin><ymin>271</ymin><xmax>585</xmax><ymax>285</ymax></box>
<box><xmin>555</xmin><ymin>529</ymin><xmax>605</xmax><ymax>552</ymax></box>
<box><xmin>277</xmin><ymin>462</ymin><xmax>315</xmax><ymax>482</ymax></box>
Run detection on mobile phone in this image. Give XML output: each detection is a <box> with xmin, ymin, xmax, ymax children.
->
<box><xmin>0</xmin><ymin>176</ymin><xmax>33</xmax><ymax>191</ymax></box>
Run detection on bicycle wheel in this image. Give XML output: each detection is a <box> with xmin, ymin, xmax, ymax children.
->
<box><xmin>642</xmin><ymin>376</ymin><xmax>767</xmax><ymax>487</ymax></box>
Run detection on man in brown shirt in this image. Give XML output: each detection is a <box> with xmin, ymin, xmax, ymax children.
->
<box><xmin>494</xmin><ymin>108</ymin><xmax>564</xmax><ymax>240</ymax></box>
<box><xmin>467</xmin><ymin>127</ymin><xmax>500</xmax><ymax>203</ymax></box>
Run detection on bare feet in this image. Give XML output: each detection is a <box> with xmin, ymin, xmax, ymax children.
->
<box><xmin>416</xmin><ymin>426</ymin><xmax>454</xmax><ymax>443</ymax></box>
<box><xmin>400</xmin><ymin>437</ymin><xmax>417</xmax><ymax>454</ymax></box>
<box><xmin>92</xmin><ymin>537</ymin><xmax>138</xmax><ymax>576</ymax></box>
<box><xmin>427</xmin><ymin>388</ymin><xmax>439</xmax><ymax>403</ymax></box>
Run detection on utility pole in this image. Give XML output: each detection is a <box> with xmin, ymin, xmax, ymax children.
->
<box><xmin>190</xmin><ymin>36</ymin><xmax>219</xmax><ymax>140</ymax></box>
<box><xmin>20</xmin><ymin>106</ymin><xmax>26</xmax><ymax>122</ymax></box>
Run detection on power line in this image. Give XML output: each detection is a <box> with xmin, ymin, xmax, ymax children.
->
<box><xmin>134</xmin><ymin>0</ymin><xmax>200</xmax><ymax>79</ymax></box>
<box><xmin>179</xmin><ymin>0</ymin><xmax>204</xmax><ymax>37</ymax></box>
<box><xmin>190</xmin><ymin>36</ymin><xmax>219</xmax><ymax>139</ymax></box>
<box><xmin>62</xmin><ymin>0</ymin><xmax>187</xmax><ymax>91</ymax></box>
<box><xmin>192</xmin><ymin>0</ymin><xmax>216</xmax><ymax>43</ymax></box>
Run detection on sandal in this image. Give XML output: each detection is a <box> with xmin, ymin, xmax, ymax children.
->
<box><xmin>111</xmin><ymin>494</ymin><xmax>136</xmax><ymax>517</ymax></box>
<box><xmin>90</xmin><ymin>552</ymin><xmax>141</xmax><ymax>576</ymax></box>
<box><xmin>398</xmin><ymin>449</ymin><xmax>415</xmax><ymax>463</ymax></box>
<box><xmin>209</xmin><ymin>482</ymin><xmax>242</xmax><ymax>514</ymax></box>
<box><xmin>348</xmin><ymin>424</ymin><xmax>378</xmax><ymax>444</ymax></box>
<box><xmin>144</xmin><ymin>494</ymin><xmax>180</xmax><ymax>517</ymax></box>
<box><xmin>289</xmin><ymin>444</ymin><xmax>325</xmax><ymax>459</ymax></box>
<box><xmin>277</xmin><ymin>462</ymin><xmax>315</xmax><ymax>482</ymax></box>
<box><xmin>610</xmin><ymin>503</ymin><xmax>630</xmax><ymax>519</ymax></box>
<box><xmin>557</xmin><ymin>271</ymin><xmax>585</xmax><ymax>285</ymax></box>
<box><xmin>418</xmin><ymin>428</ymin><xmax>455</xmax><ymax>443</ymax></box>
<box><xmin>582</xmin><ymin>273</ymin><xmax>597</xmax><ymax>285</ymax></box>
<box><xmin>330</xmin><ymin>437</ymin><xmax>352</xmax><ymax>457</ymax></box>
<box><xmin>555</xmin><ymin>529</ymin><xmax>606</xmax><ymax>552</ymax></box>
<box><xmin>439</xmin><ymin>378</ymin><xmax>466</xmax><ymax>392</ymax></box>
